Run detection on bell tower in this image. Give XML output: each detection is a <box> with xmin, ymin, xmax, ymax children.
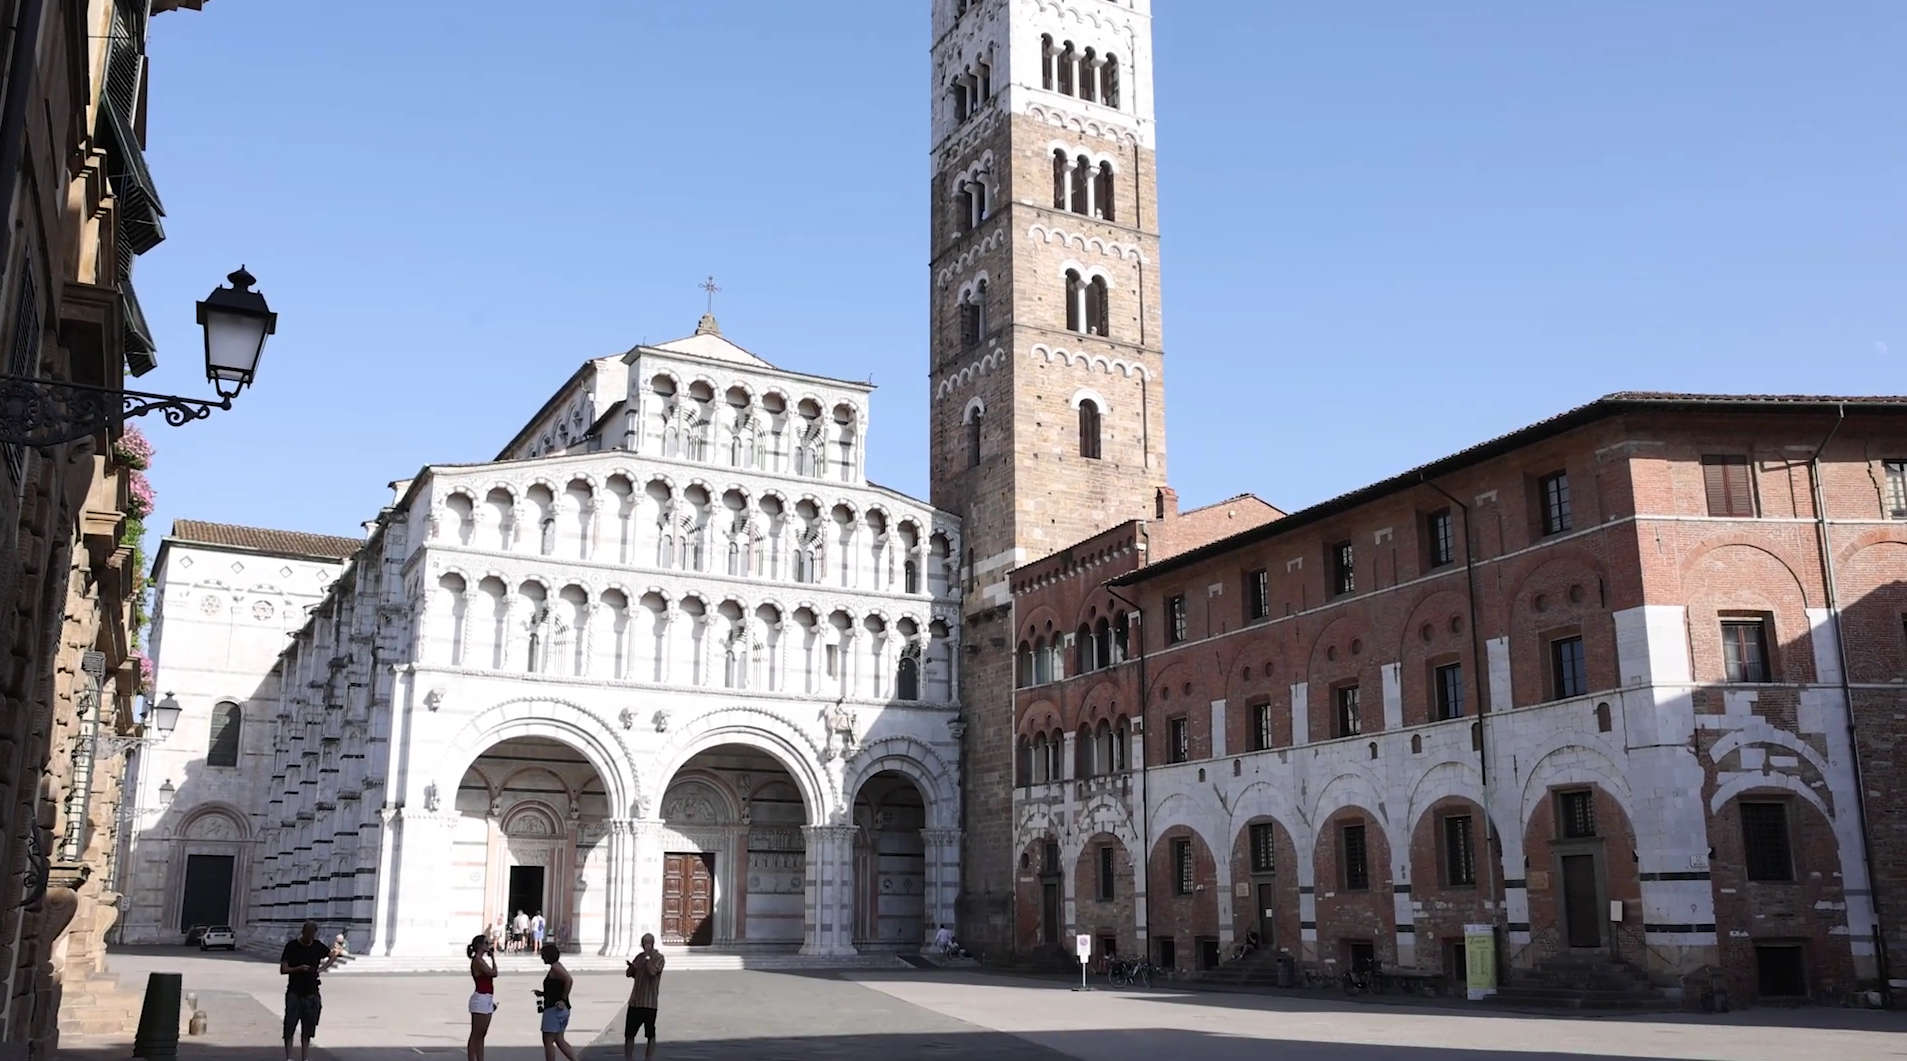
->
<box><xmin>928</xmin><ymin>0</ymin><xmax>1167</xmax><ymax>950</ymax></box>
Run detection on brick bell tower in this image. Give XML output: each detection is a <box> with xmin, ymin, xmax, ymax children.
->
<box><xmin>927</xmin><ymin>0</ymin><xmax>1168</xmax><ymax>951</ymax></box>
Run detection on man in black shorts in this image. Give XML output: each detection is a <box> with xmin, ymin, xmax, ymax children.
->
<box><xmin>623</xmin><ymin>932</ymin><xmax>666</xmax><ymax>1060</ymax></box>
<box><xmin>279</xmin><ymin>920</ymin><xmax>338</xmax><ymax>1061</ymax></box>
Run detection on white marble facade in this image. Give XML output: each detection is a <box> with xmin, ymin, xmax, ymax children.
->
<box><xmin>131</xmin><ymin>320</ymin><xmax>966</xmax><ymax>958</ymax></box>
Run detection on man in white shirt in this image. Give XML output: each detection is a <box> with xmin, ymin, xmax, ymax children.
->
<box><xmin>514</xmin><ymin>910</ymin><xmax>530</xmax><ymax>953</ymax></box>
<box><xmin>933</xmin><ymin>924</ymin><xmax>954</xmax><ymax>955</ymax></box>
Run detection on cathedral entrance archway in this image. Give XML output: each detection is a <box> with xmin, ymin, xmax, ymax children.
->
<box><xmin>457</xmin><ymin>735</ymin><xmax>613</xmax><ymax>953</ymax></box>
<box><xmin>657</xmin><ymin>744</ymin><xmax>809</xmax><ymax>948</ymax></box>
<box><xmin>851</xmin><ymin>771</ymin><xmax>926</xmax><ymax>949</ymax></box>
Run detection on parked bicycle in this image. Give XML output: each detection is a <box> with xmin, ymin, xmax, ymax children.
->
<box><xmin>1341</xmin><ymin>956</ymin><xmax>1382</xmax><ymax>996</ymax></box>
<box><xmin>1106</xmin><ymin>957</ymin><xmax>1155</xmax><ymax>988</ymax></box>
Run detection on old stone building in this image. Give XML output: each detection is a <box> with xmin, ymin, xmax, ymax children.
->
<box><xmin>0</xmin><ymin>1</ymin><xmax>210</xmax><ymax>1055</ymax></box>
<box><xmin>927</xmin><ymin>0</ymin><xmax>1171</xmax><ymax>953</ymax></box>
<box><xmin>132</xmin><ymin>319</ymin><xmax>967</xmax><ymax>959</ymax></box>
<box><xmin>1009</xmin><ymin>394</ymin><xmax>1907</xmax><ymax>1005</ymax></box>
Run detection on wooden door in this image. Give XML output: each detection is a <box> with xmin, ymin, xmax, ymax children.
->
<box><xmin>1561</xmin><ymin>854</ymin><xmax>1601</xmax><ymax>948</ymax></box>
<box><xmin>1257</xmin><ymin>882</ymin><xmax>1277</xmax><ymax>947</ymax></box>
<box><xmin>685</xmin><ymin>853</ymin><xmax>715</xmax><ymax>946</ymax></box>
<box><xmin>1040</xmin><ymin>881</ymin><xmax>1060</xmax><ymax>946</ymax></box>
<box><xmin>662</xmin><ymin>853</ymin><xmax>716</xmax><ymax>945</ymax></box>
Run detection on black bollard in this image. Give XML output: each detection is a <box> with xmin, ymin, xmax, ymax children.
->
<box><xmin>131</xmin><ymin>971</ymin><xmax>182</xmax><ymax>1060</ymax></box>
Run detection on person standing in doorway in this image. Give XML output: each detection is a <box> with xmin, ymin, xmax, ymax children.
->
<box><xmin>278</xmin><ymin>920</ymin><xmax>337</xmax><ymax>1061</ymax></box>
<box><xmin>623</xmin><ymin>933</ymin><xmax>666</xmax><ymax>1061</ymax></box>
<box><xmin>531</xmin><ymin>911</ymin><xmax>546</xmax><ymax>952</ymax></box>
<box><xmin>536</xmin><ymin>942</ymin><xmax>578</xmax><ymax>1061</ymax></box>
<box><xmin>514</xmin><ymin>909</ymin><xmax>530</xmax><ymax>953</ymax></box>
<box><xmin>467</xmin><ymin>933</ymin><xmax>498</xmax><ymax>1061</ymax></box>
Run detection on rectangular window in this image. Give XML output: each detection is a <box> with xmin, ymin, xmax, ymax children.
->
<box><xmin>1427</xmin><ymin>509</ymin><xmax>1454</xmax><ymax>568</ymax></box>
<box><xmin>1329</xmin><ymin>541</ymin><xmax>1355</xmax><ymax>596</ymax></box>
<box><xmin>1550</xmin><ymin>636</ymin><xmax>1588</xmax><ymax>699</ymax></box>
<box><xmin>1434</xmin><ymin>662</ymin><xmax>1465</xmax><ymax>720</ymax></box>
<box><xmin>1540</xmin><ymin>471</ymin><xmax>1573</xmax><ymax>535</ymax></box>
<box><xmin>959</xmin><ymin>301</ymin><xmax>981</xmax><ymax>347</ymax></box>
<box><xmin>1721</xmin><ymin>618</ymin><xmax>1771</xmax><ymax>683</ymax></box>
<box><xmin>1559</xmin><ymin>789</ymin><xmax>1596</xmax><ymax>840</ymax></box>
<box><xmin>1167</xmin><ymin>594</ymin><xmax>1187</xmax><ymax>645</ymax></box>
<box><xmin>1250</xmin><ymin>822</ymin><xmax>1277</xmax><ymax>874</ymax></box>
<box><xmin>1740</xmin><ymin>801</ymin><xmax>1793</xmax><ymax>883</ymax></box>
<box><xmin>1097</xmin><ymin>845</ymin><xmax>1116</xmax><ymax>900</ymax></box>
<box><xmin>1335</xmin><ymin>684</ymin><xmax>1361</xmax><ymax>738</ymax></box>
<box><xmin>1173</xmin><ymin>838</ymin><xmax>1193</xmax><ymax>895</ymax></box>
<box><xmin>1885</xmin><ymin>460</ymin><xmax>1907</xmax><ymax>519</ymax></box>
<box><xmin>1167</xmin><ymin>716</ymin><xmax>1189</xmax><ymax>763</ymax></box>
<box><xmin>1341</xmin><ymin>823</ymin><xmax>1369</xmax><ymax>890</ymax></box>
<box><xmin>1246</xmin><ymin>569</ymin><xmax>1269</xmax><ymax>621</ymax></box>
<box><xmin>1442</xmin><ymin>814</ymin><xmax>1476</xmax><ymax>887</ymax></box>
<box><xmin>825</xmin><ymin>644</ymin><xmax>840</xmax><ymax>678</ymax></box>
<box><xmin>1702</xmin><ymin>455</ymin><xmax>1757</xmax><ymax>517</ymax></box>
<box><xmin>1251</xmin><ymin>701</ymin><xmax>1273</xmax><ymax>751</ymax></box>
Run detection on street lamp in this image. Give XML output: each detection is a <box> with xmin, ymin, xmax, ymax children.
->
<box><xmin>156</xmin><ymin>779</ymin><xmax>175</xmax><ymax>809</ymax></box>
<box><xmin>0</xmin><ymin>267</ymin><xmax>277</xmax><ymax>446</ymax></box>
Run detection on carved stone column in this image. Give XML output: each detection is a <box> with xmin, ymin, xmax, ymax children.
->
<box><xmin>800</xmin><ymin>825</ymin><xmax>858</xmax><ymax>957</ymax></box>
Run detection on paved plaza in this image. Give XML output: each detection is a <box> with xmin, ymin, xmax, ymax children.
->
<box><xmin>57</xmin><ymin>950</ymin><xmax>1907</xmax><ymax>1061</ymax></box>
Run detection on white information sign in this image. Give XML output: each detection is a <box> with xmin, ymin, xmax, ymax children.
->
<box><xmin>1075</xmin><ymin>933</ymin><xmax>1093</xmax><ymax>962</ymax></box>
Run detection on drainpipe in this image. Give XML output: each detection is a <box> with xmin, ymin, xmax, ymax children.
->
<box><xmin>1105</xmin><ymin>544</ymin><xmax>1151</xmax><ymax>962</ymax></box>
<box><xmin>1807</xmin><ymin>405</ymin><xmax>1892</xmax><ymax>1006</ymax></box>
<box><xmin>1422</xmin><ymin>475</ymin><xmax>1507</xmax><ymax>969</ymax></box>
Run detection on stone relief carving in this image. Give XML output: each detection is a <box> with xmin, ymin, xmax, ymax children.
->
<box><xmin>652</xmin><ymin>709</ymin><xmax>671</xmax><ymax>733</ymax></box>
<box><xmin>424</xmin><ymin>687</ymin><xmax>445</xmax><ymax>712</ymax></box>
<box><xmin>619</xmin><ymin>707</ymin><xmax>635</xmax><ymax>730</ymax></box>
<box><xmin>422</xmin><ymin>783</ymin><xmax>441</xmax><ymax>812</ymax></box>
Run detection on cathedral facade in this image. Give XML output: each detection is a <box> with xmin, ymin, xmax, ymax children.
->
<box><xmin>126</xmin><ymin>321</ymin><xmax>965</xmax><ymax>958</ymax></box>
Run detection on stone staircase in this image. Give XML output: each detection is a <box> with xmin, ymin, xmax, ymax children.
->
<box><xmin>57</xmin><ymin>974</ymin><xmax>146</xmax><ymax>1039</ymax></box>
<box><xmin>1494</xmin><ymin>953</ymin><xmax>1671</xmax><ymax>1011</ymax></box>
<box><xmin>1195</xmin><ymin>947</ymin><xmax>1292</xmax><ymax>989</ymax></box>
<box><xmin>329</xmin><ymin>946</ymin><xmax>912</xmax><ymax>975</ymax></box>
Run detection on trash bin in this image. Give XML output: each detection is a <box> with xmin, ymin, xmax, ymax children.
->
<box><xmin>1276</xmin><ymin>952</ymin><xmax>1296</xmax><ymax>988</ymax></box>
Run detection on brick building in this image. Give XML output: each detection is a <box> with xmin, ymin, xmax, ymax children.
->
<box><xmin>1009</xmin><ymin>394</ymin><xmax>1906</xmax><ymax>1005</ymax></box>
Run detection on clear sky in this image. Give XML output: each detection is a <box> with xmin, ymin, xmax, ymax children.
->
<box><xmin>137</xmin><ymin>1</ymin><xmax>1906</xmax><ymax>542</ymax></box>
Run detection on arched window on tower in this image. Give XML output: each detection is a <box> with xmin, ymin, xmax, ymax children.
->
<box><xmin>1071</xmin><ymin>155</ymin><xmax>1090</xmax><ymax>215</ymax></box>
<box><xmin>1075</xmin><ymin>625</ymin><xmax>1093</xmax><ymax>674</ymax></box>
<box><xmin>1080</xmin><ymin>48</ymin><xmax>1098</xmax><ymax>102</ymax></box>
<box><xmin>1052</xmin><ymin>150</ymin><xmax>1069</xmax><ymax>209</ymax></box>
<box><xmin>904</xmin><ymin>559</ymin><xmax>920</xmax><ymax>594</ymax></box>
<box><xmin>955</xmin><ymin>182</ymin><xmax>974</xmax><ymax>235</ymax></box>
<box><xmin>1041</xmin><ymin>35</ymin><xmax>1055</xmax><ymax>90</ymax></box>
<box><xmin>1016</xmin><ymin>640</ymin><xmax>1034</xmax><ymax>688</ymax></box>
<box><xmin>968</xmin><ymin>177</ymin><xmax>988</xmax><ymax>229</ymax></box>
<box><xmin>966</xmin><ymin>404</ymin><xmax>984</xmax><ymax>468</ymax></box>
<box><xmin>206</xmin><ymin>702</ymin><xmax>242</xmax><ymax>768</ymax></box>
<box><xmin>1058</xmin><ymin>42</ymin><xmax>1075</xmax><ymax>95</ymax></box>
<box><xmin>1094</xmin><ymin>617</ymin><xmax>1112</xmax><ymax>668</ymax></box>
<box><xmin>1104</xmin><ymin>54</ymin><xmax>1121</xmax><ymax>108</ymax></box>
<box><xmin>1087</xmin><ymin>276</ymin><xmax>1110</xmax><ymax>337</ymax></box>
<box><xmin>1095</xmin><ymin>162</ymin><xmax>1116</xmax><ymax>222</ymax></box>
<box><xmin>1079</xmin><ymin>399</ymin><xmax>1102</xmax><ymax>459</ymax></box>
<box><xmin>897</xmin><ymin>645</ymin><xmax>921</xmax><ymax>702</ymax></box>
<box><xmin>1064</xmin><ymin>270</ymin><xmax>1084</xmax><ymax>333</ymax></box>
<box><xmin>978</xmin><ymin>60</ymin><xmax>992</xmax><ymax>102</ymax></box>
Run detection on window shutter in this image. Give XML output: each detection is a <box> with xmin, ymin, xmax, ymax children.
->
<box><xmin>1702</xmin><ymin>459</ymin><xmax>1729</xmax><ymax>516</ymax></box>
<box><xmin>1724</xmin><ymin>459</ymin><xmax>1754</xmax><ymax>516</ymax></box>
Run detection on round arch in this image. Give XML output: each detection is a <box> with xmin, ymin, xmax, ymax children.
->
<box><xmin>435</xmin><ymin>696</ymin><xmax>637</xmax><ymax>819</ymax></box>
<box><xmin>843</xmin><ymin>737</ymin><xmax>957</xmax><ymax>830</ymax></box>
<box><xmin>647</xmin><ymin>707</ymin><xmax>830</xmax><ymax>825</ymax></box>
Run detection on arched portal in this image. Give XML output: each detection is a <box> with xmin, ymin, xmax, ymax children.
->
<box><xmin>455</xmin><ymin>736</ymin><xmax>612</xmax><ymax>954</ymax></box>
<box><xmin>656</xmin><ymin>745</ymin><xmax>809</xmax><ymax>948</ymax></box>
<box><xmin>850</xmin><ymin>771</ymin><xmax>926</xmax><ymax>949</ymax></box>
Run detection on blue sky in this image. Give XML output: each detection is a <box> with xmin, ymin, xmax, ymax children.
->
<box><xmin>137</xmin><ymin>1</ymin><xmax>1906</xmax><ymax>541</ymax></box>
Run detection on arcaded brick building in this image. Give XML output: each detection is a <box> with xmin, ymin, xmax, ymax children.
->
<box><xmin>1009</xmin><ymin>394</ymin><xmax>1907</xmax><ymax>1005</ymax></box>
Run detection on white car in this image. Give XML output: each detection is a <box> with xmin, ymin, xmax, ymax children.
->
<box><xmin>199</xmin><ymin>925</ymin><xmax>236</xmax><ymax>951</ymax></box>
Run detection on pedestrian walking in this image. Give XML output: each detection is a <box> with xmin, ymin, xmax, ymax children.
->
<box><xmin>514</xmin><ymin>909</ymin><xmax>530</xmax><ymax>953</ymax></box>
<box><xmin>467</xmin><ymin>933</ymin><xmax>498</xmax><ymax>1061</ymax></box>
<box><xmin>535</xmin><ymin>942</ymin><xmax>578</xmax><ymax>1061</ymax></box>
<box><xmin>531</xmin><ymin>911</ymin><xmax>546</xmax><ymax>951</ymax></box>
<box><xmin>278</xmin><ymin>920</ymin><xmax>338</xmax><ymax>1061</ymax></box>
<box><xmin>622</xmin><ymin>932</ymin><xmax>666</xmax><ymax>1061</ymax></box>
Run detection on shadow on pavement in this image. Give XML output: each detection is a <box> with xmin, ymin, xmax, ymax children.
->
<box><xmin>53</xmin><ymin>1029</ymin><xmax>1740</xmax><ymax>1061</ymax></box>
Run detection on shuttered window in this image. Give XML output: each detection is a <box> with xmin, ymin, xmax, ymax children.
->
<box><xmin>1443</xmin><ymin>815</ymin><xmax>1476</xmax><ymax>886</ymax></box>
<box><xmin>1559</xmin><ymin>789</ymin><xmax>1596</xmax><ymax>839</ymax></box>
<box><xmin>1341</xmin><ymin>823</ymin><xmax>1369</xmax><ymax>890</ymax></box>
<box><xmin>1886</xmin><ymin>460</ymin><xmax>1907</xmax><ymax>519</ymax></box>
<box><xmin>1702</xmin><ymin>455</ymin><xmax>1757</xmax><ymax>517</ymax></box>
<box><xmin>1740</xmin><ymin>801</ymin><xmax>1793</xmax><ymax>882</ymax></box>
<box><xmin>1174</xmin><ymin>838</ymin><xmax>1194</xmax><ymax>894</ymax></box>
<box><xmin>1250</xmin><ymin>823</ymin><xmax>1277</xmax><ymax>874</ymax></box>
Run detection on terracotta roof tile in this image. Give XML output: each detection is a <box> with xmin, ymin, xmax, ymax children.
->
<box><xmin>168</xmin><ymin>520</ymin><xmax>362</xmax><ymax>561</ymax></box>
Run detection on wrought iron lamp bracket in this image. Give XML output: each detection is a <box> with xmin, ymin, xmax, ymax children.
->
<box><xmin>0</xmin><ymin>375</ymin><xmax>234</xmax><ymax>447</ymax></box>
